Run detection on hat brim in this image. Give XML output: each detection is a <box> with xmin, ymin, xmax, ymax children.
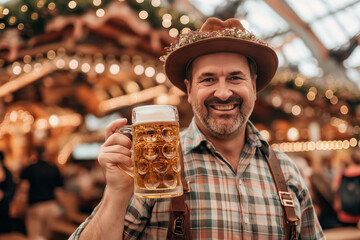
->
<box><xmin>164</xmin><ymin>37</ymin><xmax>278</xmax><ymax>93</ymax></box>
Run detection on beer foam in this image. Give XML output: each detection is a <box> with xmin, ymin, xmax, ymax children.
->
<box><xmin>133</xmin><ymin>105</ymin><xmax>178</xmax><ymax>124</ymax></box>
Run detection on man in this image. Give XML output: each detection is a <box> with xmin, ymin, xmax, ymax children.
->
<box><xmin>21</xmin><ymin>146</ymin><xmax>64</xmax><ymax>240</ymax></box>
<box><xmin>70</xmin><ymin>18</ymin><xmax>325</xmax><ymax>239</ymax></box>
<box><xmin>0</xmin><ymin>151</ymin><xmax>15</xmax><ymax>233</ymax></box>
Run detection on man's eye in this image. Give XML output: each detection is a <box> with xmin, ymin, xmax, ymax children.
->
<box><xmin>229</xmin><ymin>76</ymin><xmax>242</xmax><ymax>80</ymax></box>
<box><xmin>201</xmin><ymin>78</ymin><xmax>214</xmax><ymax>82</ymax></box>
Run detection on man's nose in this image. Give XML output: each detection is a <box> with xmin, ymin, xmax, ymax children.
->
<box><xmin>213</xmin><ymin>80</ymin><xmax>232</xmax><ymax>101</ymax></box>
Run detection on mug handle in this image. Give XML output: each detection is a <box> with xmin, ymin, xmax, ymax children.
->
<box><xmin>116</xmin><ymin>125</ymin><xmax>135</xmax><ymax>178</ymax></box>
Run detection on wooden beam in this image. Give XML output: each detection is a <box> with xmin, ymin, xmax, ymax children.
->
<box><xmin>264</xmin><ymin>0</ymin><xmax>329</xmax><ymax>60</ymax></box>
<box><xmin>0</xmin><ymin>61</ymin><xmax>55</xmax><ymax>98</ymax></box>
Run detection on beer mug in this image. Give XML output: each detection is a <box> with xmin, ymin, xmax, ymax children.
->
<box><xmin>118</xmin><ymin>105</ymin><xmax>183</xmax><ymax>198</ymax></box>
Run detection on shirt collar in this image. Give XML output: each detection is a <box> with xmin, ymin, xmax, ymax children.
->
<box><xmin>181</xmin><ymin>117</ymin><xmax>270</xmax><ymax>155</ymax></box>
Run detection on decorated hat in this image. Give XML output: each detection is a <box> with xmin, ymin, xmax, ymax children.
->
<box><xmin>161</xmin><ymin>17</ymin><xmax>278</xmax><ymax>93</ymax></box>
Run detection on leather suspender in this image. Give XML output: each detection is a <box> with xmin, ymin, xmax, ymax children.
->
<box><xmin>167</xmin><ymin>145</ymin><xmax>299</xmax><ymax>240</ymax></box>
<box><xmin>262</xmin><ymin>147</ymin><xmax>299</xmax><ymax>240</ymax></box>
<box><xmin>166</xmin><ymin>144</ymin><xmax>192</xmax><ymax>240</ymax></box>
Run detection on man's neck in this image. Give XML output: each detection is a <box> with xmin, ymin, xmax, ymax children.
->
<box><xmin>203</xmin><ymin>126</ymin><xmax>246</xmax><ymax>171</ymax></box>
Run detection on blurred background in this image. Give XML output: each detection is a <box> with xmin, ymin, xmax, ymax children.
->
<box><xmin>0</xmin><ymin>0</ymin><xmax>359</xmax><ymax>239</ymax></box>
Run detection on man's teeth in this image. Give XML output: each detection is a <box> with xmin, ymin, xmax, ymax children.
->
<box><xmin>212</xmin><ymin>105</ymin><xmax>235</xmax><ymax>111</ymax></box>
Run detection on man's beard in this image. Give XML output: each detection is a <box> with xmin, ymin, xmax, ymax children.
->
<box><xmin>192</xmin><ymin>96</ymin><xmax>250</xmax><ymax>137</ymax></box>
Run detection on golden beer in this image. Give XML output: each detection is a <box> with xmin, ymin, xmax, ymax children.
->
<box><xmin>132</xmin><ymin>121</ymin><xmax>182</xmax><ymax>198</ymax></box>
<box><xmin>119</xmin><ymin>105</ymin><xmax>183</xmax><ymax>198</ymax></box>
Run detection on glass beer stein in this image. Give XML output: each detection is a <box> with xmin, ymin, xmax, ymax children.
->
<box><xmin>118</xmin><ymin>105</ymin><xmax>183</xmax><ymax>198</ymax></box>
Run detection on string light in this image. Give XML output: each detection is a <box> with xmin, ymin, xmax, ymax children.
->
<box><xmin>96</xmin><ymin>8</ymin><xmax>105</xmax><ymax>17</ymax></box>
<box><xmin>139</xmin><ymin>10</ymin><xmax>148</xmax><ymax>20</ymax></box>
<box><xmin>68</xmin><ymin>1</ymin><xmax>77</xmax><ymax>9</ymax></box>
<box><xmin>272</xmin><ymin>138</ymin><xmax>359</xmax><ymax>152</ymax></box>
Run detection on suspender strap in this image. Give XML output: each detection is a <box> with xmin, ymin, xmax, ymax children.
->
<box><xmin>167</xmin><ymin>144</ymin><xmax>192</xmax><ymax>240</ymax></box>
<box><xmin>167</xmin><ymin>144</ymin><xmax>298</xmax><ymax>240</ymax></box>
<box><xmin>263</xmin><ymin>147</ymin><xmax>299</xmax><ymax>240</ymax></box>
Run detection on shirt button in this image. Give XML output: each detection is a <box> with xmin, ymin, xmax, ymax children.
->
<box><xmin>239</xmin><ymin>179</ymin><xmax>242</xmax><ymax>185</ymax></box>
<box><xmin>244</xmin><ymin>217</ymin><xmax>249</xmax><ymax>224</ymax></box>
<box><xmin>206</xmin><ymin>142</ymin><xmax>211</xmax><ymax>149</ymax></box>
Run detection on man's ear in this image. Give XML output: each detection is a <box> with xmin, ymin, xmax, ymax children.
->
<box><xmin>184</xmin><ymin>79</ymin><xmax>191</xmax><ymax>104</ymax></box>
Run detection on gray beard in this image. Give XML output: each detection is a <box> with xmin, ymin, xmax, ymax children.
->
<box><xmin>192</xmin><ymin>105</ymin><xmax>247</xmax><ymax>137</ymax></box>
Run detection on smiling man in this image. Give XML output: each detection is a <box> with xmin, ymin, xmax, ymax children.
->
<box><xmin>70</xmin><ymin>18</ymin><xmax>325</xmax><ymax>240</ymax></box>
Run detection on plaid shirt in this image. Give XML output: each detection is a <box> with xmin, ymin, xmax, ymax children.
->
<box><xmin>70</xmin><ymin>119</ymin><xmax>325</xmax><ymax>240</ymax></box>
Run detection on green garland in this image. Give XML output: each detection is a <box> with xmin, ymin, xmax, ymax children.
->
<box><xmin>0</xmin><ymin>0</ymin><xmax>112</xmax><ymax>38</ymax></box>
<box><xmin>0</xmin><ymin>0</ymin><xmax>196</xmax><ymax>39</ymax></box>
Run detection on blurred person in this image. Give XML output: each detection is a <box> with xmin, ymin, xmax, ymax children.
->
<box><xmin>0</xmin><ymin>151</ymin><xmax>16</xmax><ymax>233</ymax></box>
<box><xmin>333</xmin><ymin>148</ymin><xmax>360</xmax><ymax>226</ymax></box>
<box><xmin>70</xmin><ymin>18</ymin><xmax>324</xmax><ymax>239</ymax></box>
<box><xmin>20</xmin><ymin>146</ymin><xmax>64</xmax><ymax>240</ymax></box>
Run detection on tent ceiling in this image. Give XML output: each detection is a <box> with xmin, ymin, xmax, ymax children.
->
<box><xmin>189</xmin><ymin>0</ymin><xmax>360</xmax><ymax>88</ymax></box>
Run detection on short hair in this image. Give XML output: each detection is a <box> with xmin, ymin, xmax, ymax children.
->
<box><xmin>185</xmin><ymin>56</ymin><xmax>257</xmax><ymax>85</ymax></box>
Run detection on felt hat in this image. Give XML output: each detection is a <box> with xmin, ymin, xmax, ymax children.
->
<box><xmin>161</xmin><ymin>17</ymin><xmax>278</xmax><ymax>93</ymax></box>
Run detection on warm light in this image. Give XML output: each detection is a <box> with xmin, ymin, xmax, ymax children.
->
<box><xmin>134</xmin><ymin>65</ymin><xmax>144</xmax><ymax>75</ymax></box>
<box><xmin>180</xmin><ymin>15</ymin><xmax>190</xmax><ymax>25</ymax></box>
<box><xmin>47</xmin><ymin>50</ymin><xmax>56</xmax><ymax>60</ymax></box>
<box><xmin>13</xmin><ymin>65</ymin><xmax>22</xmax><ymax>75</ymax></box>
<box><xmin>181</xmin><ymin>28</ymin><xmax>191</xmax><ymax>34</ymax></box>
<box><xmin>2</xmin><ymin>8</ymin><xmax>9</xmax><ymax>15</ymax></box>
<box><xmin>37</xmin><ymin>0</ymin><xmax>46</xmax><ymax>8</ymax></box>
<box><xmin>271</xmin><ymin>94</ymin><xmax>282</xmax><ymax>107</ymax></box>
<box><xmin>109</xmin><ymin>64</ymin><xmax>120</xmax><ymax>74</ymax></box>
<box><xmin>17</xmin><ymin>23</ymin><xmax>24</xmax><ymax>30</ymax></box>
<box><xmin>23</xmin><ymin>64</ymin><xmax>32</xmax><ymax>73</ymax></box>
<box><xmin>306</xmin><ymin>91</ymin><xmax>316</xmax><ymax>101</ymax></box>
<box><xmin>155</xmin><ymin>73</ymin><xmax>166</xmax><ymax>84</ymax></box>
<box><xmin>309</xmin><ymin>87</ymin><xmax>317</xmax><ymax>94</ymax></box>
<box><xmin>350</xmin><ymin>138</ymin><xmax>357</xmax><ymax>147</ymax></box>
<box><xmin>35</xmin><ymin>118</ymin><xmax>49</xmax><ymax>129</ymax></box>
<box><xmin>139</xmin><ymin>10</ymin><xmax>148</xmax><ymax>19</ymax></box>
<box><xmin>338</xmin><ymin>123</ymin><xmax>347</xmax><ymax>133</ymax></box>
<box><xmin>34</xmin><ymin>62</ymin><xmax>42</xmax><ymax>71</ymax></box>
<box><xmin>31</xmin><ymin>12</ymin><xmax>39</xmax><ymax>20</ymax></box>
<box><xmin>95</xmin><ymin>63</ymin><xmax>105</xmax><ymax>74</ymax></box>
<box><xmin>96</xmin><ymin>9</ymin><xmax>105</xmax><ymax>17</ymax></box>
<box><xmin>162</xmin><ymin>13</ymin><xmax>172</xmax><ymax>20</ymax></box>
<box><xmin>291</xmin><ymin>105</ymin><xmax>301</xmax><ymax>116</ymax></box>
<box><xmin>49</xmin><ymin>115</ymin><xmax>59</xmax><ymax>127</ymax></box>
<box><xmin>48</xmin><ymin>2</ymin><xmax>56</xmax><ymax>10</ymax></box>
<box><xmin>68</xmin><ymin>1</ymin><xmax>77</xmax><ymax>9</ymax></box>
<box><xmin>330</xmin><ymin>96</ymin><xmax>338</xmax><ymax>104</ymax></box>
<box><xmin>260</xmin><ymin>129</ymin><xmax>271</xmax><ymax>141</ymax></box>
<box><xmin>169</xmin><ymin>28</ymin><xmax>179</xmax><ymax>37</ymax></box>
<box><xmin>340</xmin><ymin>105</ymin><xmax>348</xmax><ymax>115</ymax></box>
<box><xmin>151</xmin><ymin>0</ymin><xmax>161</xmax><ymax>7</ymax></box>
<box><xmin>145</xmin><ymin>67</ymin><xmax>155</xmax><ymax>77</ymax></box>
<box><xmin>9</xmin><ymin>16</ymin><xmax>16</xmax><ymax>25</ymax></box>
<box><xmin>56</xmin><ymin>59</ymin><xmax>65</xmax><ymax>69</ymax></box>
<box><xmin>81</xmin><ymin>63</ymin><xmax>91</xmax><ymax>73</ymax></box>
<box><xmin>69</xmin><ymin>59</ymin><xmax>79</xmax><ymax>69</ymax></box>
<box><xmin>21</xmin><ymin>5</ymin><xmax>28</xmax><ymax>12</ymax></box>
<box><xmin>162</xmin><ymin>19</ymin><xmax>171</xmax><ymax>28</ymax></box>
<box><xmin>287</xmin><ymin>127</ymin><xmax>299</xmax><ymax>141</ymax></box>
<box><xmin>136</xmin><ymin>0</ymin><xmax>144</xmax><ymax>3</ymax></box>
<box><xmin>93</xmin><ymin>0</ymin><xmax>102</xmax><ymax>6</ymax></box>
<box><xmin>325</xmin><ymin>89</ymin><xmax>333</xmax><ymax>99</ymax></box>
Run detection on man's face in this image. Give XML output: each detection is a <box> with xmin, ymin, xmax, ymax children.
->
<box><xmin>185</xmin><ymin>52</ymin><xmax>257</xmax><ymax>138</ymax></box>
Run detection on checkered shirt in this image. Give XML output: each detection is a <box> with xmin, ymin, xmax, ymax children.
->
<box><xmin>69</xmin><ymin>118</ymin><xmax>325</xmax><ymax>240</ymax></box>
